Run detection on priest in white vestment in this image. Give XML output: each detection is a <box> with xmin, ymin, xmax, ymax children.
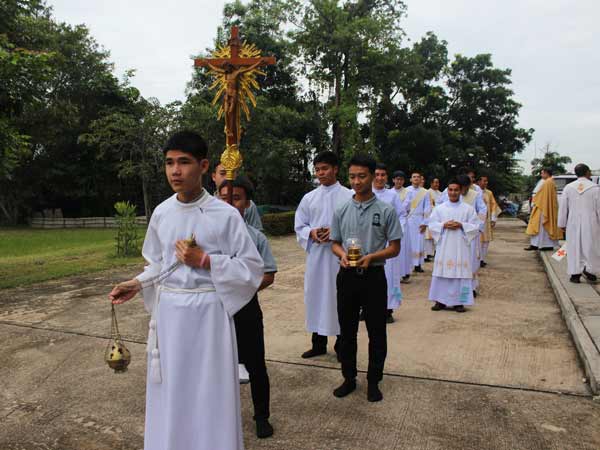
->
<box><xmin>428</xmin><ymin>179</ymin><xmax>481</xmax><ymax>313</ymax></box>
<box><xmin>392</xmin><ymin>170</ymin><xmax>413</xmax><ymax>281</ymax></box>
<box><xmin>373</xmin><ymin>164</ymin><xmax>408</xmax><ymax>322</ymax></box>
<box><xmin>109</xmin><ymin>131</ymin><xmax>264</xmax><ymax>450</ymax></box>
<box><xmin>558</xmin><ymin>163</ymin><xmax>600</xmax><ymax>283</ymax></box>
<box><xmin>295</xmin><ymin>151</ymin><xmax>353</xmax><ymax>358</ymax></box>
<box><xmin>405</xmin><ymin>172</ymin><xmax>432</xmax><ymax>272</ymax></box>
<box><xmin>455</xmin><ymin>175</ymin><xmax>487</xmax><ymax>294</ymax></box>
<box><xmin>424</xmin><ymin>178</ymin><xmax>442</xmax><ymax>261</ymax></box>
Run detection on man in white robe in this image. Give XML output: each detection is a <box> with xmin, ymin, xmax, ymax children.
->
<box><xmin>424</xmin><ymin>177</ymin><xmax>442</xmax><ymax>261</ymax></box>
<box><xmin>373</xmin><ymin>163</ymin><xmax>407</xmax><ymax>323</ymax></box>
<box><xmin>428</xmin><ymin>179</ymin><xmax>481</xmax><ymax>313</ymax></box>
<box><xmin>456</xmin><ymin>175</ymin><xmax>487</xmax><ymax>295</ymax></box>
<box><xmin>392</xmin><ymin>170</ymin><xmax>413</xmax><ymax>282</ymax></box>
<box><xmin>405</xmin><ymin>172</ymin><xmax>431</xmax><ymax>272</ymax></box>
<box><xmin>295</xmin><ymin>151</ymin><xmax>353</xmax><ymax>358</ymax></box>
<box><xmin>109</xmin><ymin>131</ymin><xmax>263</xmax><ymax>450</ymax></box>
<box><xmin>558</xmin><ymin>163</ymin><xmax>600</xmax><ymax>283</ymax></box>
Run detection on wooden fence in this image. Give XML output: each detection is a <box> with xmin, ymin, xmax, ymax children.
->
<box><xmin>30</xmin><ymin>216</ymin><xmax>147</xmax><ymax>229</ymax></box>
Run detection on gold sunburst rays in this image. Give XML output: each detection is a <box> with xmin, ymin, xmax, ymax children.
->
<box><xmin>207</xmin><ymin>41</ymin><xmax>266</xmax><ymax>123</ymax></box>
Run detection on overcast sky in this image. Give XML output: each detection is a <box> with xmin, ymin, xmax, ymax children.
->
<box><xmin>50</xmin><ymin>0</ymin><xmax>600</xmax><ymax>173</ymax></box>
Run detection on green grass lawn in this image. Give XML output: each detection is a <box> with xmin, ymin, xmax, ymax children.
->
<box><xmin>0</xmin><ymin>228</ymin><xmax>145</xmax><ymax>289</ymax></box>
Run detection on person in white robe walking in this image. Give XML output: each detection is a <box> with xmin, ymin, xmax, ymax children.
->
<box><xmin>392</xmin><ymin>170</ymin><xmax>413</xmax><ymax>282</ymax></box>
<box><xmin>294</xmin><ymin>151</ymin><xmax>353</xmax><ymax>358</ymax></box>
<box><xmin>405</xmin><ymin>172</ymin><xmax>431</xmax><ymax>272</ymax></box>
<box><xmin>373</xmin><ymin>163</ymin><xmax>407</xmax><ymax>323</ymax></box>
<box><xmin>109</xmin><ymin>131</ymin><xmax>263</xmax><ymax>450</ymax></box>
<box><xmin>558</xmin><ymin>163</ymin><xmax>600</xmax><ymax>284</ymax></box>
<box><xmin>428</xmin><ymin>179</ymin><xmax>481</xmax><ymax>313</ymax></box>
<box><xmin>424</xmin><ymin>177</ymin><xmax>442</xmax><ymax>261</ymax></box>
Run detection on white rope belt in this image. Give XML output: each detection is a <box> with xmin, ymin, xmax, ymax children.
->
<box><xmin>148</xmin><ymin>285</ymin><xmax>217</xmax><ymax>384</ymax></box>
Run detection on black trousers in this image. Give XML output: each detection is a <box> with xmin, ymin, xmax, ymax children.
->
<box><xmin>336</xmin><ymin>266</ymin><xmax>388</xmax><ymax>383</ymax></box>
<box><xmin>234</xmin><ymin>295</ymin><xmax>270</xmax><ymax>420</ymax></box>
<box><xmin>312</xmin><ymin>332</ymin><xmax>340</xmax><ymax>352</ymax></box>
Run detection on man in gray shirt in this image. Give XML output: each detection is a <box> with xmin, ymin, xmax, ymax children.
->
<box><xmin>219</xmin><ymin>177</ymin><xmax>275</xmax><ymax>439</ymax></box>
<box><xmin>330</xmin><ymin>154</ymin><xmax>402</xmax><ymax>402</ymax></box>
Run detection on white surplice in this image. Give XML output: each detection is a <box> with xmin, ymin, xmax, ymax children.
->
<box><xmin>136</xmin><ymin>192</ymin><xmax>264</xmax><ymax>450</ymax></box>
<box><xmin>394</xmin><ymin>187</ymin><xmax>413</xmax><ymax>277</ymax></box>
<box><xmin>405</xmin><ymin>186</ymin><xmax>432</xmax><ymax>266</ymax></box>
<box><xmin>373</xmin><ymin>187</ymin><xmax>407</xmax><ymax>309</ymax></box>
<box><xmin>428</xmin><ymin>201</ymin><xmax>480</xmax><ymax>306</ymax></box>
<box><xmin>529</xmin><ymin>179</ymin><xmax>558</xmax><ymax>248</ymax></box>
<box><xmin>295</xmin><ymin>182</ymin><xmax>353</xmax><ymax>335</ymax></box>
<box><xmin>424</xmin><ymin>189</ymin><xmax>442</xmax><ymax>256</ymax></box>
<box><xmin>558</xmin><ymin>177</ymin><xmax>600</xmax><ymax>275</ymax></box>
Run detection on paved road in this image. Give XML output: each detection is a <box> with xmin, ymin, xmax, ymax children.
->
<box><xmin>1</xmin><ymin>218</ymin><xmax>599</xmax><ymax>449</ymax></box>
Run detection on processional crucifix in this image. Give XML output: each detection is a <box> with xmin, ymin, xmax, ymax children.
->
<box><xmin>194</xmin><ymin>26</ymin><xmax>276</xmax><ymax>204</ymax></box>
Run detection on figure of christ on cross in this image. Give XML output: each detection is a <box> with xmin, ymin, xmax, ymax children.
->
<box><xmin>194</xmin><ymin>26</ymin><xmax>275</xmax><ymax>204</ymax></box>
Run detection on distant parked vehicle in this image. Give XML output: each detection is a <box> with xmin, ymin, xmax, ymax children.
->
<box><xmin>518</xmin><ymin>174</ymin><xmax>599</xmax><ymax>223</ymax></box>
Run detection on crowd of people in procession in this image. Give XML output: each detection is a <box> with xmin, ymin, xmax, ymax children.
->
<box><xmin>107</xmin><ymin>130</ymin><xmax>599</xmax><ymax>450</ymax></box>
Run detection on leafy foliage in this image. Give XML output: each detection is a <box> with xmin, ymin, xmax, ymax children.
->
<box><xmin>114</xmin><ymin>201</ymin><xmax>140</xmax><ymax>257</ymax></box>
<box><xmin>2</xmin><ymin>0</ymin><xmax>535</xmax><ymax>224</ymax></box>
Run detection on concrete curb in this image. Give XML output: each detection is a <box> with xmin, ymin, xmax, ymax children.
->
<box><xmin>540</xmin><ymin>251</ymin><xmax>600</xmax><ymax>394</ymax></box>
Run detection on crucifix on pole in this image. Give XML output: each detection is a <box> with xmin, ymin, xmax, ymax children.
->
<box><xmin>194</xmin><ymin>26</ymin><xmax>276</xmax><ymax>205</ymax></box>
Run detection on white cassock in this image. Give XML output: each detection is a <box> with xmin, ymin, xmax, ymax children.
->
<box><xmin>394</xmin><ymin>187</ymin><xmax>413</xmax><ymax>277</ymax></box>
<box><xmin>459</xmin><ymin>188</ymin><xmax>487</xmax><ymax>292</ymax></box>
<box><xmin>428</xmin><ymin>201</ymin><xmax>481</xmax><ymax>306</ymax></box>
<box><xmin>424</xmin><ymin>189</ymin><xmax>442</xmax><ymax>257</ymax></box>
<box><xmin>558</xmin><ymin>177</ymin><xmax>600</xmax><ymax>275</ymax></box>
<box><xmin>405</xmin><ymin>186</ymin><xmax>432</xmax><ymax>267</ymax></box>
<box><xmin>373</xmin><ymin>187</ymin><xmax>407</xmax><ymax>310</ymax></box>
<box><xmin>137</xmin><ymin>192</ymin><xmax>264</xmax><ymax>450</ymax></box>
<box><xmin>295</xmin><ymin>182</ymin><xmax>353</xmax><ymax>336</ymax></box>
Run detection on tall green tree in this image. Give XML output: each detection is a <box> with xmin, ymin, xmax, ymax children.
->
<box><xmin>530</xmin><ymin>146</ymin><xmax>572</xmax><ymax>176</ymax></box>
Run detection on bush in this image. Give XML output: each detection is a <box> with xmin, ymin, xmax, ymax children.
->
<box><xmin>114</xmin><ymin>201</ymin><xmax>140</xmax><ymax>256</ymax></box>
<box><xmin>262</xmin><ymin>211</ymin><xmax>295</xmax><ymax>236</ymax></box>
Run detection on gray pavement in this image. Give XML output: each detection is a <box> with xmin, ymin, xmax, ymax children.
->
<box><xmin>1</xmin><ymin>218</ymin><xmax>599</xmax><ymax>449</ymax></box>
<box><xmin>541</xmin><ymin>246</ymin><xmax>600</xmax><ymax>393</ymax></box>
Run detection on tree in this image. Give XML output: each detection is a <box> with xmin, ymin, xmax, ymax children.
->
<box><xmin>530</xmin><ymin>145</ymin><xmax>572</xmax><ymax>176</ymax></box>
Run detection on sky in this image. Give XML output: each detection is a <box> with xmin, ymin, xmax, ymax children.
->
<box><xmin>49</xmin><ymin>0</ymin><xmax>600</xmax><ymax>173</ymax></box>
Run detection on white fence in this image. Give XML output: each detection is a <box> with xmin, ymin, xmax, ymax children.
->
<box><xmin>30</xmin><ymin>216</ymin><xmax>147</xmax><ymax>229</ymax></box>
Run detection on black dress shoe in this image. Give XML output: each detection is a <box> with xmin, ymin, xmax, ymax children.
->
<box><xmin>367</xmin><ymin>383</ymin><xmax>383</xmax><ymax>402</ymax></box>
<box><xmin>333</xmin><ymin>379</ymin><xmax>356</xmax><ymax>398</ymax></box>
<box><xmin>569</xmin><ymin>275</ymin><xmax>581</xmax><ymax>284</ymax></box>
<box><xmin>454</xmin><ymin>305</ymin><xmax>466</xmax><ymax>313</ymax></box>
<box><xmin>256</xmin><ymin>418</ymin><xmax>274</xmax><ymax>438</ymax></box>
<box><xmin>583</xmin><ymin>269</ymin><xmax>598</xmax><ymax>282</ymax></box>
<box><xmin>386</xmin><ymin>314</ymin><xmax>394</xmax><ymax>324</ymax></box>
<box><xmin>524</xmin><ymin>245</ymin><xmax>538</xmax><ymax>251</ymax></box>
<box><xmin>539</xmin><ymin>247</ymin><xmax>554</xmax><ymax>251</ymax></box>
<box><xmin>414</xmin><ymin>265</ymin><xmax>424</xmax><ymax>273</ymax></box>
<box><xmin>431</xmin><ymin>301</ymin><xmax>446</xmax><ymax>311</ymax></box>
<box><xmin>473</xmin><ymin>290</ymin><xmax>478</xmax><ymax>298</ymax></box>
<box><xmin>301</xmin><ymin>347</ymin><xmax>326</xmax><ymax>358</ymax></box>
<box><xmin>480</xmin><ymin>261</ymin><xmax>487</xmax><ymax>268</ymax></box>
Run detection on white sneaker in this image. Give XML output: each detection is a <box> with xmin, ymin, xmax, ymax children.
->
<box><xmin>239</xmin><ymin>364</ymin><xmax>250</xmax><ymax>384</ymax></box>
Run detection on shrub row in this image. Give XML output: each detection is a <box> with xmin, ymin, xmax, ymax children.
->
<box><xmin>262</xmin><ymin>210</ymin><xmax>295</xmax><ymax>236</ymax></box>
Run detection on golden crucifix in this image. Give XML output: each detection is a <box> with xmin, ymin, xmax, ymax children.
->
<box><xmin>194</xmin><ymin>26</ymin><xmax>276</xmax><ymax>192</ymax></box>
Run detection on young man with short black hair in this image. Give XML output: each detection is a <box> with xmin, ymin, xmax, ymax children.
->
<box><xmin>372</xmin><ymin>162</ymin><xmax>406</xmax><ymax>323</ymax></box>
<box><xmin>330</xmin><ymin>154</ymin><xmax>402</xmax><ymax>402</ymax></box>
<box><xmin>109</xmin><ymin>130</ymin><xmax>264</xmax><ymax>450</ymax></box>
<box><xmin>219</xmin><ymin>177</ymin><xmax>277</xmax><ymax>439</ymax></box>
<box><xmin>405</xmin><ymin>171</ymin><xmax>431</xmax><ymax>273</ymax></box>
<box><xmin>212</xmin><ymin>160</ymin><xmax>263</xmax><ymax>231</ymax></box>
<box><xmin>428</xmin><ymin>178</ymin><xmax>481</xmax><ymax>313</ymax></box>
<box><xmin>295</xmin><ymin>151</ymin><xmax>353</xmax><ymax>358</ymax></box>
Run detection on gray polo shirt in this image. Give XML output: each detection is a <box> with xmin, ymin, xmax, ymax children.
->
<box><xmin>244</xmin><ymin>200</ymin><xmax>263</xmax><ymax>231</ymax></box>
<box><xmin>246</xmin><ymin>224</ymin><xmax>277</xmax><ymax>273</ymax></box>
<box><xmin>331</xmin><ymin>194</ymin><xmax>403</xmax><ymax>266</ymax></box>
